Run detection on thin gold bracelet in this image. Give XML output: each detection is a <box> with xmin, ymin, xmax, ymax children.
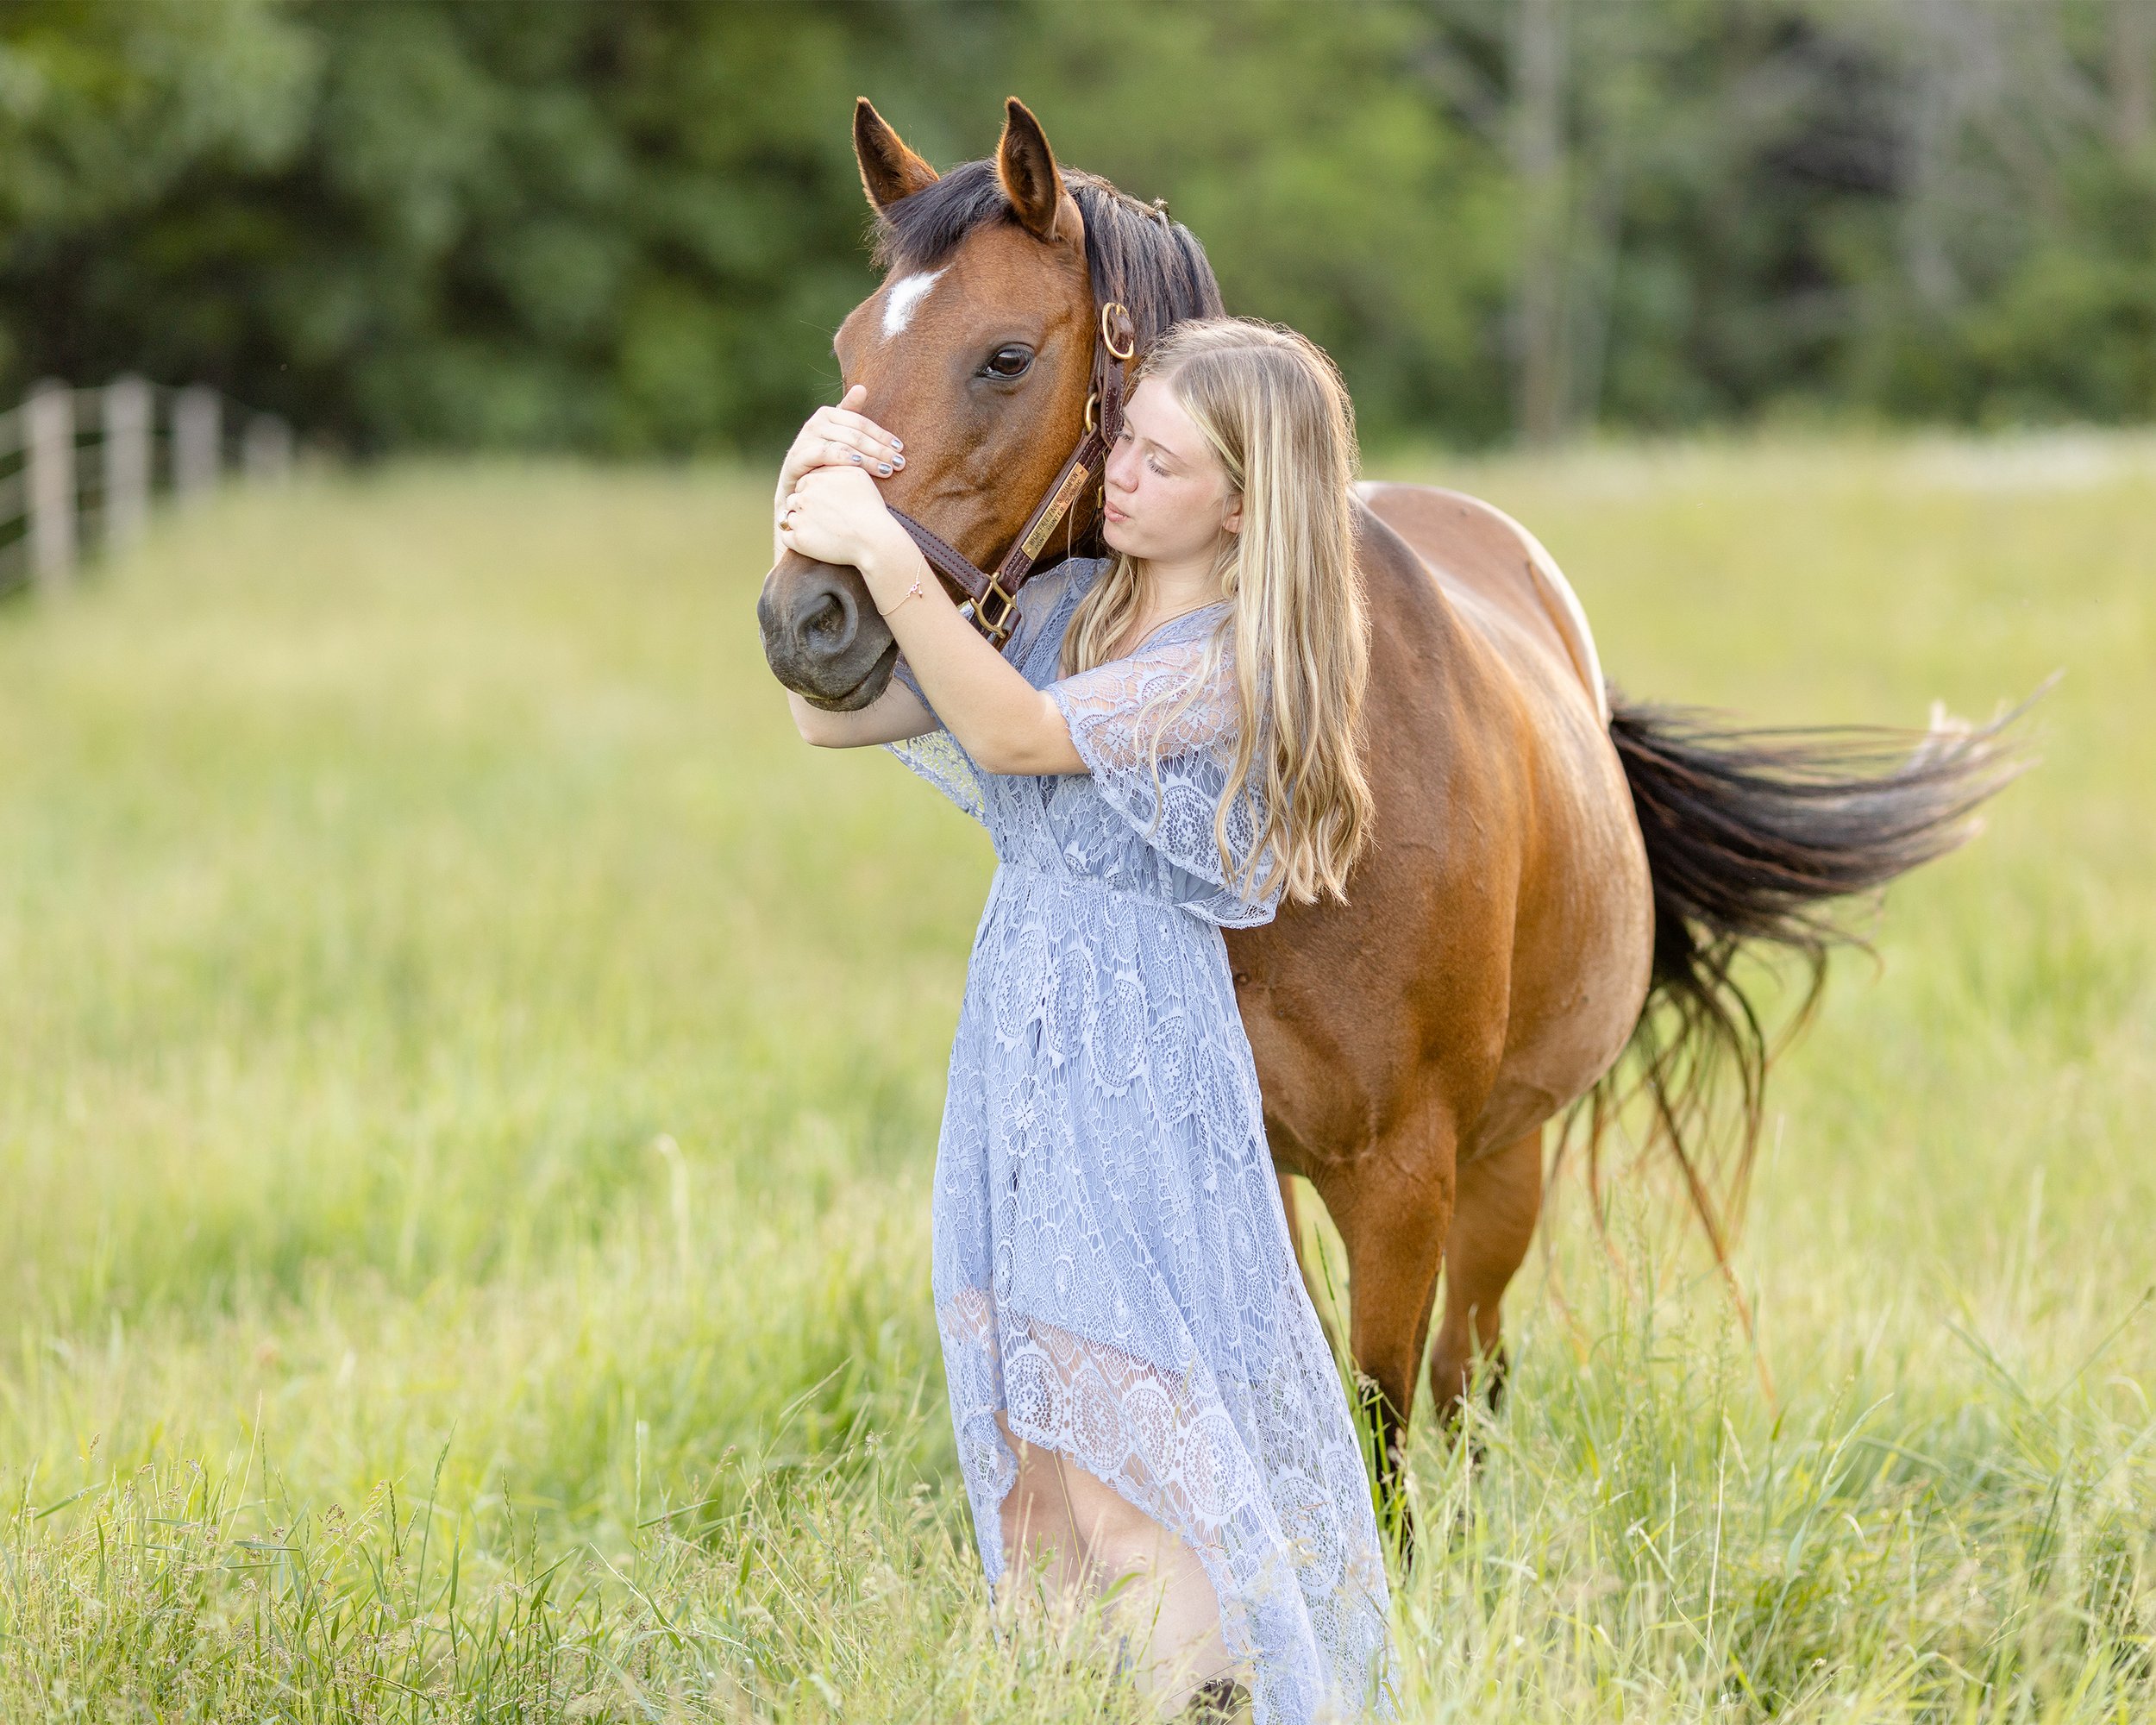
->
<box><xmin>881</xmin><ymin>575</ymin><xmax>925</xmax><ymax>618</ymax></box>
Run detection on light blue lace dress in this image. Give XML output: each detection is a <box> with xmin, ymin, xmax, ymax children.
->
<box><xmin>887</xmin><ymin>556</ymin><xmax>1395</xmax><ymax>1723</ymax></box>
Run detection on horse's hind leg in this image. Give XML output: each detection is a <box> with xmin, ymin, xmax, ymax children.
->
<box><xmin>1430</xmin><ymin>1127</ymin><xmax>1544</xmax><ymax>1419</ymax></box>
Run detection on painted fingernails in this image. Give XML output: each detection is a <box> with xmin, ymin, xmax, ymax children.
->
<box><xmin>876</xmin><ymin>463</ymin><xmax>893</xmax><ymax>476</ymax></box>
<box><xmin>890</xmin><ymin>437</ymin><xmax>903</xmax><ymax>451</ymax></box>
<box><xmin>892</xmin><ymin>454</ymin><xmax>905</xmax><ymax>467</ymax></box>
<box><xmin>850</xmin><ymin>453</ymin><xmax>862</xmax><ymax>464</ymax></box>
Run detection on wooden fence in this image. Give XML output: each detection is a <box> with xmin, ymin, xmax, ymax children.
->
<box><xmin>0</xmin><ymin>379</ymin><xmax>295</xmax><ymax>599</ymax></box>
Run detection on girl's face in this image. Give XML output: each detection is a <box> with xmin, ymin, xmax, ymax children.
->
<box><xmin>1101</xmin><ymin>377</ymin><xmax>1242</xmax><ymax>568</ymax></box>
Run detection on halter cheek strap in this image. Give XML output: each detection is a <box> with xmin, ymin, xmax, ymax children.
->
<box><xmin>883</xmin><ymin>300</ymin><xmax>1137</xmax><ymax>649</ymax></box>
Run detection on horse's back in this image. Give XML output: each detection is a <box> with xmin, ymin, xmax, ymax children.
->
<box><xmin>1355</xmin><ymin>480</ymin><xmax>1608</xmax><ymax>727</ymax></box>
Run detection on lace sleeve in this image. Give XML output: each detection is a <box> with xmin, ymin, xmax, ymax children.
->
<box><xmin>879</xmin><ymin>560</ymin><xmax>1106</xmax><ymax>828</ymax></box>
<box><xmin>1044</xmin><ymin>627</ymin><xmax>1279</xmax><ymax>920</ymax></box>
<box><xmin>883</xmin><ymin>655</ymin><xmax>987</xmax><ymax>826</ymax></box>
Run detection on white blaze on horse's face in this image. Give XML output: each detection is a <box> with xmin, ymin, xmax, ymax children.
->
<box><xmin>881</xmin><ymin>269</ymin><xmax>947</xmax><ymax>342</ymax></box>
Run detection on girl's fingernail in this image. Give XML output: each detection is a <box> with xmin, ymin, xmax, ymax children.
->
<box><xmin>877</xmin><ymin>463</ymin><xmax>893</xmax><ymax>476</ymax></box>
<box><xmin>850</xmin><ymin>453</ymin><xmax>862</xmax><ymax>463</ymax></box>
<box><xmin>890</xmin><ymin>437</ymin><xmax>903</xmax><ymax>450</ymax></box>
<box><xmin>893</xmin><ymin>455</ymin><xmax>905</xmax><ymax>467</ymax></box>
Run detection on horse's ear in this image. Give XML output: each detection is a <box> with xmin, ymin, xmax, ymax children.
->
<box><xmin>855</xmin><ymin>97</ymin><xmax>938</xmax><ymax>210</ymax></box>
<box><xmin>997</xmin><ymin>97</ymin><xmax>1074</xmax><ymax>243</ymax></box>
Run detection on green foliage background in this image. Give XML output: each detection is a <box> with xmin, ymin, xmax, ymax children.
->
<box><xmin>4</xmin><ymin>0</ymin><xmax>2155</xmax><ymax>455</ymax></box>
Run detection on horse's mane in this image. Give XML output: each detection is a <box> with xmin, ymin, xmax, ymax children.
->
<box><xmin>872</xmin><ymin>160</ymin><xmax>1225</xmax><ymax>349</ymax></box>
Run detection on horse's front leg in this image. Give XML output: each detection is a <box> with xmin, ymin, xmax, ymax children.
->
<box><xmin>1319</xmin><ymin>1106</ymin><xmax>1458</xmax><ymax>1549</ymax></box>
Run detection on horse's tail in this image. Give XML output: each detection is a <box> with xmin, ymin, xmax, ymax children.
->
<box><xmin>1574</xmin><ymin>683</ymin><xmax>2036</xmax><ymax>1302</ymax></box>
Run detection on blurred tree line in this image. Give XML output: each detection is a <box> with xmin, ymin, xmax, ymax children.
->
<box><xmin>3</xmin><ymin>0</ymin><xmax>2153</xmax><ymax>455</ymax></box>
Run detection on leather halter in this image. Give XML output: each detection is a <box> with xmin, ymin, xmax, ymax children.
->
<box><xmin>884</xmin><ymin>300</ymin><xmax>1138</xmax><ymax>649</ymax></box>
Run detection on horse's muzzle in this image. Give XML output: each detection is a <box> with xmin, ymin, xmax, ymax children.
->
<box><xmin>756</xmin><ymin>553</ymin><xmax>899</xmax><ymax>711</ymax></box>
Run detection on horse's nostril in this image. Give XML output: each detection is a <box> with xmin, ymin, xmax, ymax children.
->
<box><xmin>760</xmin><ymin>557</ymin><xmax>894</xmax><ymax>706</ymax></box>
<box><xmin>800</xmin><ymin>585</ymin><xmax>856</xmax><ymax>658</ymax></box>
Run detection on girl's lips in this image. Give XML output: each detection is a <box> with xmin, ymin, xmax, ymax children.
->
<box><xmin>1104</xmin><ymin>503</ymin><xmax>1129</xmax><ymax>524</ymax></box>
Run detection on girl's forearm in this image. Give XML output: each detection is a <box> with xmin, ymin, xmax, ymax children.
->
<box><xmin>863</xmin><ymin>538</ymin><xmax>1082</xmax><ymax>775</ymax></box>
<box><xmin>787</xmin><ymin>681</ymin><xmax>937</xmax><ymax>748</ymax></box>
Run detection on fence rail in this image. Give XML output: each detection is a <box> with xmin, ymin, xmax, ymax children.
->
<box><xmin>0</xmin><ymin>378</ymin><xmax>293</xmax><ymax>599</ymax></box>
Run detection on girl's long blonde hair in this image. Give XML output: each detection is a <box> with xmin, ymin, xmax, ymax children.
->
<box><xmin>1062</xmin><ymin>317</ymin><xmax>1374</xmax><ymax>905</ymax></box>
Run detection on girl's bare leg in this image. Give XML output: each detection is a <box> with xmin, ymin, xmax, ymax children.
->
<box><xmin>995</xmin><ymin>1411</ymin><xmax>1235</xmax><ymax>1711</ymax></box>
<box><xmin>994</xmin><ymin>1411</ymin><xmax>1094</xmax><ymax>1622</ymax></box>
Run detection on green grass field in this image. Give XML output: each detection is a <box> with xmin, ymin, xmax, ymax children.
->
<box><xmin>2</xmin><ymin>435</ymin><xmax>2150</xmax><ymax>1722</ymax></box>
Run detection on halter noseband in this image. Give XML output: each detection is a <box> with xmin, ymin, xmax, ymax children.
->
<box><xmin>883</xmin><ymin>299</ymin><xmax>1138</xmax><ymax>649</ymax></box>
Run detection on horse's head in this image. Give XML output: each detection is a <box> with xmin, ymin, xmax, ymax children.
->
<box><xmin>757</xmin><ymin>97</ymin><xmax>1222</xmax><ymax>710</ymax></box>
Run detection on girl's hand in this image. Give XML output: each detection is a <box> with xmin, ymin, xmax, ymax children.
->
<box><xmin>776</xmin><ymin>384</ymin><xmax>904</xmax><ymax>498</ymax></box>
<box><xmin>778</xmin><ymin>465</ymin><xmax>916</xmax><ymax>596</ymax></box>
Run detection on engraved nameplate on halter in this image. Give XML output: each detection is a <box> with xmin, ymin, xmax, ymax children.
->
<box><xmin>1018</xmin><ymin>461</ymin><xmax>1094</xmax><ymax>562</ymax></box>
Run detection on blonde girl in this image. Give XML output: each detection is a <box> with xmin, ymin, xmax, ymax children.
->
<box><xmin>777</xmin><ymin>317</ymin><xmax>1395</xmax><ymax>1722</ymax></box>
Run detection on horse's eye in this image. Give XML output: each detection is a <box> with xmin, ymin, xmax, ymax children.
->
<box><xmin>982</xmin><ymin>345</ymin><xmax>1034</xmax><ymax>380</ymax></box>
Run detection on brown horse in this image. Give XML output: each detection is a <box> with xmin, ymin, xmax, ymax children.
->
<box><xmin>757</xmin><ymin>97</ymin><xmax>2014</xmax><ymax>1503</ymax></box>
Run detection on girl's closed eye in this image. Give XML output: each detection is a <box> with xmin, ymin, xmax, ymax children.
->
<box><xmin>1114</xmin><ymin>425</ymin><xmax>1171</xmax><ymax>476</ymax></box>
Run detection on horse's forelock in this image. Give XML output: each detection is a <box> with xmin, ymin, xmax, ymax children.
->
<box><xmin>872</xmin><ymin>160</ymin><xmax>1224</xmax><ymax>348</ymax></box>
<box><xmin>871</xmin><ymin>160</ymin><xmax>1015</xmax><ymax>274</ymax></box>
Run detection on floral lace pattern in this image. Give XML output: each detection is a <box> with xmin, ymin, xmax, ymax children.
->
<box><xmin>887</xmin><ymin>560</ymin><xmax>1395</xmax><ymax>1723</ymax></box>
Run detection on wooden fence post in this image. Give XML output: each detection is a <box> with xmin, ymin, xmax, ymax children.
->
<box><xmin>242</xmin><ymin>414</ymin><xmax>293</xmax><ymax>485</ymax></box>
<box><xmin>26</xmin><ymin>380</ymin><xmax>77</xmax><ymax>593</ymax></box>
<box><xmin>103</xmin><ymin>374</ymin><xmax>153</xmax><ymax>550</ymax></box>
<box><xmin>172</xmin><ymin>386</ymin><xmax>221</xmax><ymax>501</ymax></box>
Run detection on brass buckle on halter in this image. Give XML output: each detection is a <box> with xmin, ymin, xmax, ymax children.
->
<box><xmin>1100</xmin><ymin>301</ymin><xmax>1136</xmax><ymax>361</ymax></box>
<box><xmin>1084</xmin><ymin>390</ymin><xmax>1100</xmax><ymax>434</ymax></box>
<box><xmin>976</xmin><ymin>575</ymin><xmax>1019</xmax><ymax>647</ymax></box>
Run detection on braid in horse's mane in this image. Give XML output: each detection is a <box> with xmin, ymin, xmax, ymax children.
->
<box><xmin>872</xmin><ymin>160</ymin><xmax>1225</xmax><ymax>353</ymax></box>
